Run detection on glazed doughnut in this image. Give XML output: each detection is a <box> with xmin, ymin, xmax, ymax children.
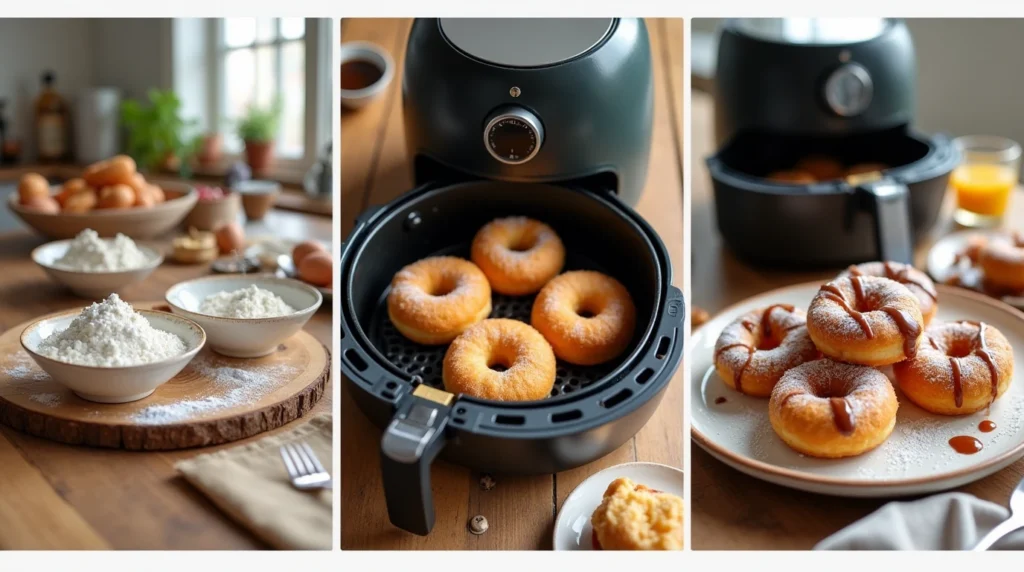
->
<box><xmin>769</xmin><ymin>359</ymin><xmax>898</xmax><ymax>458</ymax></box>
<box><xmin>713</xmin><ymin>304</ymin><xmax>819</xmax><ymax>397</ymax></box>
<box><xmin>978</xmin><ymin>232</ymin><xmax>1024</xmax><ymax>290</ymax></box>
<box><xmin>807</xmin><ymin>276</ymin><xmax>924</xmax><ymax>366</ymax></box>
<box><xmin>531</xmin><ymin>270</ymin><xmax>636</xmax><ymax>365</ymax></box>
<box><xmin>893</xmin><ymin>321</ymin><xmax>1014</xmax><ymax>415</ymax></box>
<box><xmin>795</xmin><ymin>155</ymin><xmax>845</xmax><ymax>181</ymax></box>
<box><xmin>471</xmin><ymin>216</ymin><xmax>565</xmax><ymax>296</ymax></box>
<box><xmin>387</xmin><ymin>256</ymin><xmax>492</xmax><ymax>345</ymax></box>
<box><xmin>83</xmin><ymin>155</ymin><xmax>136</xmax><ymax>188</ymax></box>
<box><xmin>442</xmin><ymin>319</ymin><xmax>556</xmax><ymax>401</ymax></box>
<box><xmin>840</xmin><ymin>261</ymin><xmax>938</xmax><ymax>326</ymax></box>
<box><xmin>766</xmin><ymin>169</ymin><xmax>817</xmax><ymax>184</ymax></box>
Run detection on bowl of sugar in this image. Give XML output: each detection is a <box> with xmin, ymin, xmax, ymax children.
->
<box><xmin>21</xmin><ymin>294</ymin><xmax>205</xmax><ymax>403</ymax></box>
<box><xmin>165</xmin><ymin>275</ymin><xmax>322</xmax><ymax>358</ymax></box>
<box><xmin>32</xmin><ymin>229</ymin><xmax>164</xmax><ymax>299</ymax></box>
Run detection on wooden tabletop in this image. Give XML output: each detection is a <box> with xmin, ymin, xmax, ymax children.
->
<box><xmin>340</xmin><ymin>18</ymin><xmax>684</xmax><ymax>550</ymax></box>
<box><xmin>689</xmin><ymin>89</ymin><xmax>1024</xmax><ymax>550</ymax></box>
<box><xmin>0</xmin><ymin>208</ymin><xmax>332</xmax><ymax>550</ymax></box>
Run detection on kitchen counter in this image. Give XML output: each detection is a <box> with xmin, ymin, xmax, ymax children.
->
<box><xmin>689</xmin><ymin>88</ymin><xmax>1024</xmax><ymax>550</ymax></box>
<box><xmin>340</xmin><ymin>17</ymin><xmax>685</xmax><ymax>550</ymax></box>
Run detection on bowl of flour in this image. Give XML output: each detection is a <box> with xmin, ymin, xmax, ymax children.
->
<box><xmin>165</xmin><ymin>275</ymin><xmax>322</xmax><ymax>357</ymax></box>
<box><xmin>32</xmin><ymin>229</ymin><xmax>164</xmax><ymax>299</ymax></box>
<box><xmin>20</xmin><ymin>294</ymin><xmax>205</xmax><ymax>403</ymax></box>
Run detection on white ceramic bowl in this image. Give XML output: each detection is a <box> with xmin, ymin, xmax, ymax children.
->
<box><xmin>31</xmin><ymin>239</ymin><xmax>164</xmax><ymax>300</ymax></box>
<box><xmin>21</xmin><ymin>309</ymin><xmax>205</xmax><ymax>403</ymax></box>
<box><xmin>339</xmin><ymin>41</ymin><xmax>394</xmax><ymax>109</ymax></box>
<box><xmin>165</xmin><ymin>275</ymin><xmax>323</xmax><ymax>358</ymax></box>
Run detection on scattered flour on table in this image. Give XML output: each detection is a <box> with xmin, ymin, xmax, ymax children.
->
<box><xmin>129</xmin><ymin>357</ymin><xmax>299</xmax><ymax>424</ymax></box>
<box><xmin>54</xmin><ymin>229</ymin><xmax>150</xmax><ymax>272</ymax></box>
<box><xmin>36</xmin><ymin>294</ymin><xmax>186</xmax><ymax>367</ymax></box>
<box><xmin>198</xmin><ymin>285</ymin><xmax>296</xmax><ymax>318</ymax></box>
<box><xmin>1</xmin><ymin>350</ymin><xmax>49</xmax><ymax>381</ymax></box>
<box><xmin>29</xmin><ymin>393</ymin><xmax>61</xmax><ymax>407</ymax></box>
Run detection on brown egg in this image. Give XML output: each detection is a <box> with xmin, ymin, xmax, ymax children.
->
<box><xmin>292</xmin><ymin>240</ymin><xmax>327</xmax><ymax>267</ymax></box>
<box><xmin>56</xmin><ymin>178</ymin><xmax>87</xmax><ymax>206</ymax></box>
<box><xmin>98</xmin><ymin>184</ymin><xmax>136</xmax><ymax>209</ymax></box>
<box><xmin>127</xmin><ymin>172</ymin><xmax>149</xmax><ymax>205</ymax></box>
<box><xmin>135</xmin><ymin>186</ymin><xmax>156</xmax><ymax>208</ymax></box>
<box><xmin>149</xmin><ymin>184</ymin><xmax>166</xmax><ymax>203</ymax></box>
<box><xmin>18</xmin><ymin>173</ymin><xmax>50</xmax><ymax>204</ymax></box>
<box><xmin>83</xmin><ymin>155</ymin><xmax>136</xmax><ymax>187</ymax></box>
<box><xmin>63</xmin><ymin>190</ymin><xmax>98</xmax><ymax>213</ymax></box>
<box><xmin>21</xmin><ymin>195</ymin><xmax>60</xmax><ymax>213</ymax></box>
<box><xmin>215</xmin><ymin>221</ymin><xmax>245</xmax><ymax>254</ymax></box>
<box><xmin>298</xmin><ymin>251</ymin><xmax>332</xmax><ymax>287</ymax></box>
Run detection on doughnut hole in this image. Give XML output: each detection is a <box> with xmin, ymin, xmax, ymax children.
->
<box><xmin>507</xmin><ymin>231</ymin><xmax>538</xmax><ymax>253</ymax></box>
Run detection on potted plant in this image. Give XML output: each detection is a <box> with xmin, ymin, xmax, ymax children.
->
<box><xmin>197</xmin><ymin>132</ymin><xmax>223</xmax><ymax>168</ymax></box>
<box><xmin>236</xmin><ymin>99</ymin><xmax>281</xmax><ymax>176</ymax></box>
<box><xmin>120</xmin><ymin>89</ymin><xmax>199</xmax><ymax>178</ymax></box>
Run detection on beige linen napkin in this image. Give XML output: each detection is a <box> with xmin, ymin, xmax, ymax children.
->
<box><xmin>176</xmin><ymin>414</ymin><xmax>333</xmax><ymax>550</ymax></box>
<box><xmin>815</xmin><ymin>492</ymin><xmax>1024</xmax><ymax>550</ymax></box>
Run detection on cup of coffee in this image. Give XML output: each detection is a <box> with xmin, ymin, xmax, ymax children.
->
<box><xmin>340</xmin><ymin>41</ymin><xmax>394</xmax><ymax>110</ymax></box>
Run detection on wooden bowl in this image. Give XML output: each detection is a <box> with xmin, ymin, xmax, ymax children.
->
<box><xmin>7</xmin><ymin>181</ymin><xmax>198</xmax><ymax>240</ymax></box>
<box><xmin>182</xmin><ymin>191</ymin><xmax>240</xmax><ymax>231</ymax></box>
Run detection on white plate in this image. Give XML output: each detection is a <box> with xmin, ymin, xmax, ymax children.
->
<box><xmin>926</xmin><ymin>229</ymin><xmax>1024</xmax><ymax>309</ymax></box>
<box><xmin>691</xmin><ymin>281</ymin><xmax>1024</xmax><ymax>498</ymax></box>
<box><xmin>552</xmin><ymin>462</ymin><xmax>684</xmax><ymax>551</ymax></box>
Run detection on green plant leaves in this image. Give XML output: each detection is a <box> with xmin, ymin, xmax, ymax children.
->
<box><xmin>119</xmin><ymin>89</ymin><xmax>199</xmax><ymax>177</ymax></box>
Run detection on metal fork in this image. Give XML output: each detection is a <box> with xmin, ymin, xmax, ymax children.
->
<box><xmin>279</xmin><ymin>441</ymin><xmax>333</xmax><ymax>490</ymax></box>
<box><xmin>972</xmin><ymin>475</ymin><xmax>1024</xmax><ymax>550</ymax></box>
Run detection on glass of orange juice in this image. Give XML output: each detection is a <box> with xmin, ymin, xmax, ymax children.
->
<box><xmin>950</xmin><ymin>135</ymin><xmax>1021</xmax><ymax>227</ymax></box>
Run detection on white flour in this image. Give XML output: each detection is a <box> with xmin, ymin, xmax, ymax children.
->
<box><xmin>36</xmin><ymin>294</ymin><xmax>186</xmax><ymax>367</ymax></box>
<box><xmin>29</xmin><ymin>393</ymin><xmax>61</xmax><ymax>407</ymax></box>
<box><xmin>54</xmin><ymin>229</ymin><xmax>151</xmax><ymax>272</ymax></box>
<box><xmin>198</xmin><ymin>284</ymin><xmax>296</xmax><ymax>318</ymax></box>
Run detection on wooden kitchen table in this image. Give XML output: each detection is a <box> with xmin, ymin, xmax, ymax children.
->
<box><xmin>689</xmin><ymin>88</ymin><xmax>1024</xmax><ymax>550</ymax></box>
<box><xmin>340</xmin><ymin>18</ymin><xmax>684</xmax><ymax>550</ymax></box>
<box><xmin>0</xmin><ymin>208</ymin><xmax>332</xmax><ymax>550</ymax></box>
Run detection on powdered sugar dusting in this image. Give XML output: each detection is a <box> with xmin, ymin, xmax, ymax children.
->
<box><xmin>29</xmin><ymin>393</ymin><xmax>61</xmax><ymax>407</ymax></box>
<box><xmin>1</xmin><ymin>350</ymin><xmax>49</xmax><ymax>381</ymax></box>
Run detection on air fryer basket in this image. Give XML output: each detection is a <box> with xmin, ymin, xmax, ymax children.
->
<box><xmin>340</xmin><ymin>181</ymin><xmax>684</xmax><ymax>535</ymax></box>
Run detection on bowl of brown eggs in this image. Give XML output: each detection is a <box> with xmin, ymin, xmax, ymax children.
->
<box><xmin>7</xmin><ymin>155</ymin><xmax>198</xmax><ymax>240</ymax></box>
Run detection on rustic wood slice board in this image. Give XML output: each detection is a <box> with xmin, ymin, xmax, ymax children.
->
<box><xmin>0</xmin><ymin>302</ymin><xmax>329</xmax><ymax>450</ymax></box>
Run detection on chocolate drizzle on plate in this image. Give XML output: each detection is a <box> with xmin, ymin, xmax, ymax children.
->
<box><xmin>979</xmin><ymin>420</ymin><xmax>997</xmax><ymax>433</ymax></box>
<box><xmin>949</xmin><ymin>435</ymin><xmax>983</xmax><ymax>455</ymax></box>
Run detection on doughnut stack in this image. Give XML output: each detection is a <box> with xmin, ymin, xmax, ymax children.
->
<box><xmin>953</xmin><ymin>232</ymin><xmax>1024</xmax><ymax>294</ymax></box>
<box><xmin>713</xmin><ymin>260</ymin><xmax>1015</xmax><ymax>458</ymax></box>
<box><xmin>386</xmin><ymin>216</ymin><xmax>637</xmax><ymax>402</ymax></box>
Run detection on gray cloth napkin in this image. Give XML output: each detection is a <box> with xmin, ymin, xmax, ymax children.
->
<box><xmin>815</xmin><ymin>492</ymin><xmax>1024</xmax><ymax>550</ymax></box>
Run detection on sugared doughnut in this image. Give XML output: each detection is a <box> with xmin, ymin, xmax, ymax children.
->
<box><xmin>978</xmin><ymin>232</ymin><xmax>1024</xmax><ymax>290</ymax></box>
<box><xmin>590</xmin><ymin>477</ymin><xmax>684</xmax><ymax>551</ymax></box>
<box><xmin>442</xmin><ymin>319</ymin><xmax>555</xmax><ymax>401</ymax></box>
<box><xmin>83</xmin><ymin>155</ymin><xmax>136</xmax><ymax>188</ymax></box>
<box><xmin>531</xmin><ymin>270</ymin><xmax>636</xmax><ymax>365</ymax></box>
<box><xmin>807</xmin><ymin>276</ymin><xmax>924</xmax><ymax>366</ymax></box>
<box><xmin>713</xmin><ymin>304</ymin><xmax>819</xmax><ymax>397</ymax></box>
<box><xmin>795</xmin><ymin>156</ymin><xmax>845</xmax><ymax>181</ymax></box>
<box><xmin>471</xmin><ymin>216</ymin><xmax>565</xmax><ymax>296</ymax></box>
<box><xmin>387</xmin><ymin>256</ymin><xmax>492</xmax><ymax>345</ymax></box>
<box><xmin>769</xmin><ymin>359</ymin><xmax>899</xmax><ymax>458</ymax></box>
<box><xmin>840</xmin><ymin>261</ymin><xmax>938</xmax><ymax>325</ymax></box>
<box><xmin>893</xmin><ymin>321</ymin><xmax>1014</xmax><ymax>415</ymax></box>
<box><xmin>766</xmin><ymin>169</ymin><xmax>816</xmax><ymax>184</ymax></box>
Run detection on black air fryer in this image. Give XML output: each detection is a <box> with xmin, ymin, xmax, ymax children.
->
<box><xmin>340</xmin><ymin>18</ymin><xmax>684</xmax><ymax>536</ymax></box>
<box><xmin>707</xmin><ymin>18</ymin><xmax>959</xmax><ymax>267</ymax></box>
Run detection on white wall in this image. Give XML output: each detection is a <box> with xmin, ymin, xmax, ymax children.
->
<box><xmin>90</xmin><ymin>18</ymin><xmax>172</xmax><ymax>100</ymax></box>
<box><xmin>693</xmin><ymin>18</ymin><xmax>1024</xmax><ymax>147</ymax></box>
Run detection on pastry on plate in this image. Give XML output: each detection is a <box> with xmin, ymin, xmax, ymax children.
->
<box><xmin>590</xmin><ymin>477</ymin><xmax>683</xmax><ymax>550</ymax></box>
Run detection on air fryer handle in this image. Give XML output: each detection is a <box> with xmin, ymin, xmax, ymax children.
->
<box><xmin>379</xmin><ymin>393</ymin><xmax>451</xmax><ymax>536</ymax></box>
<box><xmin>857</xmin><ymin>180</ymin><xmax>914</xmax><ymax>265</ymax></box>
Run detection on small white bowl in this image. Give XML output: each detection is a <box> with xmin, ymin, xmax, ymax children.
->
<box><xmin>32</xmin><ymin>239</ymin><xmax>164</xmax><ymax>300</ymax></box>
<box><xmin>21</xmin><ymin>309</ymin><xmax>205</xmax><ymax>403</ymax></box>
<box><xmin>165</xmin><ymin>275</ymin><xmax>323</xmax><ymax>358</ymax></box>
<box><xmin>339</xmin><ymin>41</ymin><xmax>394</xmax><ymax>110</ymax></box>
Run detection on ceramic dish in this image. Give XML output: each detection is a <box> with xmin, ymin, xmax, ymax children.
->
<box><xmin>553</xmin><ymin>462</ymin><xmax>685</xmax><ymax>551</ymax></box>
<box><xmin>691</xmin><ymin>281</ymin><xmax>1024</xmax><ymax>497</ymax></box>
<box><xmin>339</xmin><ymin>41</ymin><xmax>394</xmax><ymax>109</ymax></box>
<box><xmin>20</xmin><ymin>309</ymin><xmax>205</xmax><ymax>403</ymax></box>
<box><xmin>926</xmin><ymin>229</ymin><xmax>1024</xmax><ymax>309</ymax></box>
<box><xmin>31</xmin><ymin>239</ymin><xmax>164</xmax><ymax>299</ymax></box>
<box><xmin>165</xmin><ymin>275</ymin><xmax>322</xmax><ymax>358</ymax></box>
<box><xmin>8</xmin><ymin>182</ymin><xmax>197</xmax><ymax>240</ymax></box>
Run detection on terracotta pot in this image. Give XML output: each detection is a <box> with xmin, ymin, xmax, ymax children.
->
<box><xmin>197</xmin><ymin>133</ymin><xmax>223</xmax><ymax>167</ymax></box>
<box><xmin>162</xmin><ymin>153</ymin><xmax>181</xmax><ymax>173</ymax></box>
<box><xmin>244</xmin><ymin>140</ymin><xmax>274</xmax><ymax>177</ymax></box>
<box><xmin>182</xmin><ymin>191</ymin><xmax>240</xmax><ymax>231</ymax></box>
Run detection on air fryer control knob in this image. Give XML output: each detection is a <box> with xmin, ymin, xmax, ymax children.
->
<box><xmin>823</xmin><ymin>63</ymin><xmax>874</xmax><ymax>117</ymax></box>
<box><xmin>483</xmin><ymin>106</ymin><xmax>544</xmax><ymax>165</ymax></box>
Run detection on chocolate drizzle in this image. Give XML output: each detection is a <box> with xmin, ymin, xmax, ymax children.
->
<box><xmin>976</xmin><ymin>322</ymin><xmax>1000</xmax><ymax>400</ymax></box>
<box><xmin>949</xmin><ymin>435</ymin><xmax>983</xmax><ymax>455</ymax></box>
<box><xmin>880</xmin><ymin>306</ymin><xmax>922</xmax><ymax>359</ymax></box>
<box><xmin>820</xmin><ymin>282</ymin><xmax>874</xmax><ymax>338</ymax></box>
<box><xmin>829</xmin><ymin>397</ymin><xmax>855</xmax><ymax>435</ymax></box>
<box><xmin>882</xmin><ymin>261</ymin><xmax>938</xmax><ymax>301</ymax></box>
<box><xmin>820</xmin><ymin>278</ymin><xmax>922</xmax><ymax>358</ymax></box>
<box><xmin>950</xmin><ymin>358</ymin><xmax>964</xmax><ymax>408</ymax></box>
<box><xmin>760</xmin><ymin>303</ymin><xmax>796</xmax><ymax>338</ymax></box>
<box><xmin>714</xmin><ymin>343</ymin><xmax>753</xmax><ymax>394</ymax></box>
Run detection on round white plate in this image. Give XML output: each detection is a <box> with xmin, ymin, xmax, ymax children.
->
<box><xmin>926</xmin><ymin>229</ymin><xmax>1024</xmax><ymax>309</ymax></box>
<box><xmin>552</xmin><ymin>462</ymin><xmax>684</xmax><ymax>551</ymax></box>
<box><xmin>691</xmin><ymin>281</ymin><xmax>1024</xmax><ymax>498</ymax></box>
